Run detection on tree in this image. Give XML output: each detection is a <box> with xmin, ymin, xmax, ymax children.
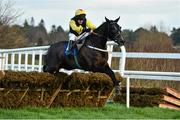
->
<box><xmin>0</xmin><ymin>0</ymin><xmax>26</xmax><ymax>48</ymax></box>
<box><xmin>37</xmin><ymin>37</ymin><xmax>43</xmax><ymax>46</ymax></box>
<box><xmin>51</xmin><ymin>25</ymin><xmax>56</xmax><ymax>33</ymax></box>
<box><xmin>30</xmin><ymin>17</ymin><xmax>35</xmax><ymax>26</ymax></box>
<box><xmin>122</xmin><ymin>29</ymin><xmax>135</xmax><ymax>45</ymax></box>
<box><xmin>38</xmin><ymin>19</ymin><xmax>45</xmax><ymax>28</ymax></box>
<box><xmin>23</xmin><ymin>26</ymin><xmax>49</xmax><ymax>46</ymax></box>
<box><xmin>170</xmin><ymin>27</ymin><xmax>180</xmax><ymax>45</ymax></box>
<box><xmin>0</xmin><ymin>25</ymin><xmax>27</xmax><ymax>48</ymax></box>
<box><xmin>0</xmin><ymin>0</ymin><xmax>21</xmax><ymax>25</ymax></box>
<box><xmin>150</xmin><ymin>26</ymin><xmax>158</xmax><ymax>32</ymax></box>
<box><xmin>48</xmin><ymin>25</ymin><xmax>68</xmax><ymax>44</ymax></box>
<box><xmin>130</xmin><ymin>28</ymin><xmax>173</xmax><ymax>52</ymax></box>
<box><xmin>23</xmin><ymin>19</ymin><xmax>29</xmax><ymax>27</ymax></box>
<box><xmin>57</xmin><ymin>26</ymin><xmax>64</xmax><ymax>32</ymax></box>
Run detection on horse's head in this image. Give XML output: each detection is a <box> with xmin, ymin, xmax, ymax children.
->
<box><xmin>105</xmin><ymin>17</ymin><xmax>125</xmax><ymax>46</ymax></box>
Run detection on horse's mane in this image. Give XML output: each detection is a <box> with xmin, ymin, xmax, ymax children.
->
<box><xmin>86</xmin><ymin>22</ymin><xmax>107</xmax><ymax>40</ymax></box>
<box><xmin>93</xmin><ymin>22</ymin><xmax>106</xmax><ymax>33</ymax></box>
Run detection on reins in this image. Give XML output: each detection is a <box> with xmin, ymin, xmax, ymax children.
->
<box><xmin>87</xmin><ymin>31</ymin><xmax>112</xmax><ymax>53</ymax></box>
<box><xmin>85</xmin><ymin>22</ymin><xmax>122</xmax><ymax>53</ymax></box>
<box><xmin>86</xmin><ymin>23</ymin><xmax>112</xmax><ymax>53</ymax></box>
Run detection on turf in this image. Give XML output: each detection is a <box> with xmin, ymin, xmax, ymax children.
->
<box><xmin>0</xmin><ymin>103</ymin><xmax>179</xmax><ymax>119</ymax></box>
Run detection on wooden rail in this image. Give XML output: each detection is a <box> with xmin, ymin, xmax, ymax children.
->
<box><xmin>159</xmin><ymin>87</ymin><xmax>180</xmax><ymax>110</ymax></box>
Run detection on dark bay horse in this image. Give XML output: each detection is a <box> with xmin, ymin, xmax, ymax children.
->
<box><xmin>43</xmin><ymin>17</ymin><xmax>125</xmax><ymax>95</ymax></box>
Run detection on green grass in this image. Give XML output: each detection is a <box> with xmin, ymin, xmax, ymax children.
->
<box><xmin>0</xmin><ymin>103</ymin><xmax>179</xmax><ymax>119</ymax></box>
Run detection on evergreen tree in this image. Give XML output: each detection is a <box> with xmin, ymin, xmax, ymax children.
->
<box><xmin>39</xmin><ymin>19</ymin><xmax>45</xmax><ymax>28</ymax></box>
<box><xmin>37</xmin><ymin>37</ymin><xmax>43</xmax><ymax>46</ymax></box>
<box><xmin>51</xmin><ymin>25</ymin><xmax>56</xmax><ymax>33</ymax></box>
<box><xmin>170</xmin><ymin>27</ymin><xmax>180</xmax><ymax>45</ymax></box>
<box><xmin>30</xmin><ymin>17</ymin><xmax>35</xmax><ymax>26</ymax></box>
<box><xmin>57</xmin><ymin>25</ymin><xmax>64</xmax><ymax>32</ymax></box>
<box><xmin>150</xmin><ymin>26</ymin><xmax>158</xmax><ymax>32</ymax></box>
<box><xmin>122</xmin><ymin>29</ymin><xmax>135</xmax><ymax>44</ymax></box>
<box><xmin>23</xmin><ymin>19</ymin><xmax>29</xmax><ymax>27</ymax></box>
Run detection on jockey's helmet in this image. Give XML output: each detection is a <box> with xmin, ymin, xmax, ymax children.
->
<box><xmin>75</xmin><ymin>9</ymin><xmax>86</xmax><ymax>16</ymax></box>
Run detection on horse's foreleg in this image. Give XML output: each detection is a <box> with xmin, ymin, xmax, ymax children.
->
<box><xmin>92</xmin><ymin>65</ymin><xmax>121</xmax><ymax>95</ymax></box>
<box><xmin>92</xmin><ymin>66</ymin><xmax>119</xmax><ymax>85</ymax></box>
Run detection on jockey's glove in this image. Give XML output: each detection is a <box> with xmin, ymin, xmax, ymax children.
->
<box><xmin>83</xmin><ymin>28</ymin><xmax>91</xmax><ymax>32</ymax></box>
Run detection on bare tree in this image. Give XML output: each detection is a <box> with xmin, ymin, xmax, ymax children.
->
<box><xmin>0</xmin><ymin>0</ymin><xmax>26</xmax><ymax>48</ymax></box>
<box><xmin>0</xmin><ymin>0</ymin><xmax>22</xmax><ymax>25</ymax></box>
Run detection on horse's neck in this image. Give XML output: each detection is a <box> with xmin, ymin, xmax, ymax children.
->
<box><xmin>88</xmin><ymin>23</ymin><xmax>108</xmax><ymax>49</ymax></box>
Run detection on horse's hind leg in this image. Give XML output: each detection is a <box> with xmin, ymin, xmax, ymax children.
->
<box><xmin>92</xmin><ymin>65</ymin><xmax>121</xmax><ymax>95</ymax></box>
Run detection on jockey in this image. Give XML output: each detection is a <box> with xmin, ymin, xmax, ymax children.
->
<box><xmin>66</xmin><ymin>9</ymin><xmax>96</xmax><ymax>54</ymax></box>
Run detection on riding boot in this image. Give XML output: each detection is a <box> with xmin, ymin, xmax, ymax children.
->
<box><xmin>114</xmin><ymin>82</ymin><xmax>121</xmax><ymax>96</ymax></box>
<box><xmin>65</xmin><ymin>40</ymin><xmax>73</xmax><ymax>54</ymax></box>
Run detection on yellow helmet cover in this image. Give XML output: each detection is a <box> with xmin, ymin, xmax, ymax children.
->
<box><xmin>75</xmin><ymin>9</ymin><xmax>86</xmax><ymax>16</ymax></box>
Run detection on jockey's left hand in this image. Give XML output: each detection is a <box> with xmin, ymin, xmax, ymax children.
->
<box><xmin>83</xmin><ymin>28</ymin><xmax>91</xmax><ymax>32</ymax></box>
<box><xmin>90</xmin><ymin>30</ymin><xmax>93</xmax><ymax>33</ymax></box>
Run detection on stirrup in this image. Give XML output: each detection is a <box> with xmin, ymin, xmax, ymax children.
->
<box><xmin>114</xmin><ymin>85</ymin><xmax>121</xmax><ymax>96</ymax></box>
<box><xmin>65</xmin><ymin>48</ymin><xmax>71</xmax><ymax>55</ymax></box>
<box><xmin>65</xmin><ymin>46</ymin><xmax>71</xmax><ymax>55</ymax></box>
<box><xmin>65</xmin><ymin>40</ymin><xmax>73</xmax><ymax>55</ymax></box>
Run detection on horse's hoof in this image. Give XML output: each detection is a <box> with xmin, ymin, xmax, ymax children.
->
<box><xmin>115</xmin><ymin>85</ymin><xmax>121</xmax><ymax>96</ymax></box>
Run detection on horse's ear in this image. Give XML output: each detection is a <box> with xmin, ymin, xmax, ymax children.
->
<box><xmin>114</xmin><ymin>17</ymin><xmax>120</xmax><ymax>23</ymax></box>
<box><xmin>105</xmin><ymin>17</ymin><xmax>110</xmax><ymax>22</ymax></box>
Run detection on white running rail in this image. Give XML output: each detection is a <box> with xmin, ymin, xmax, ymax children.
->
<box><xmin>0</xmin><ymin>46</ymin><xmax>49</xmax><ymax>72</ymax></box>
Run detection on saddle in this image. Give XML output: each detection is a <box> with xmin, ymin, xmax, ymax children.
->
<box><xmin>65</xmin><ymin>32</ymin><xmax>89</xmax><ymax>56</ymax></box>
<box><xmin>64</xmin><ymin>38</ymin><xmax>85</xmax><ymax>56</ymax></box>
<box><xmin>73</xmin><ymin>38</ymin><xmax>85</xmax><ymax>50</ymax></box>
<box><xmin>74</xmin><ymin>32</ymin><xmax>89</xmax><ymax>51</ymax></box>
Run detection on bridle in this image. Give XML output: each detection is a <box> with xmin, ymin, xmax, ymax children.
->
<box><xmin>86</xmin><ymin>22</ymin><xmax>123</xmax><ymax>52</ymax></box>
<box><xmin>92</xmin><ymin>22</ymin><xmax>122</xmax><ymax>42</ymax></box>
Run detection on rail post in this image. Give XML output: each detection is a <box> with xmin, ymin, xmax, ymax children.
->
<box><xmin>0</xmin><ymin>53</ymin><xmax>5</xmax><ymax>79</ymax></box>
<box><xmin>126</xmin><ymin>77</ymin><xmax>130</xmax><ymax>108</ymax></box>
<box><xmin>119</xmin><ymin>45</ymin><xmax>126</xmax><ymax>77</ymax></box>
<box><xmin>107</xmin><ymin>44</ymin><xmax>114</xmax><ymax>66</ymax></box>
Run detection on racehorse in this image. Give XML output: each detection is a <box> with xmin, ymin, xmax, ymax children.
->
<box><xmin>43</xmin><ymin>17</ymin><xmax>125</xmax><ymax>95</ymax></box>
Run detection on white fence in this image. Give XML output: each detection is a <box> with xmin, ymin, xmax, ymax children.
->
<box><xmin>0</xmin><ymin>42</ymin><xmax>180</xmax><ymax>108</ymax></box>
<box><xmin>0</xmin><ymin>46</ymin><xmax>49</xmax><ymax>72</ymax></box>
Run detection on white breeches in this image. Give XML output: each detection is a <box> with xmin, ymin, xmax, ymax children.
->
<box><xmin>69</xmin><ymin>32</ymin><xmax>90</xmax><ymax>41</ymax></box>
<box><xmin>69</xmin><ymin>33</ymin><xmax>77</xmax><ymax>41</ymax></box>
